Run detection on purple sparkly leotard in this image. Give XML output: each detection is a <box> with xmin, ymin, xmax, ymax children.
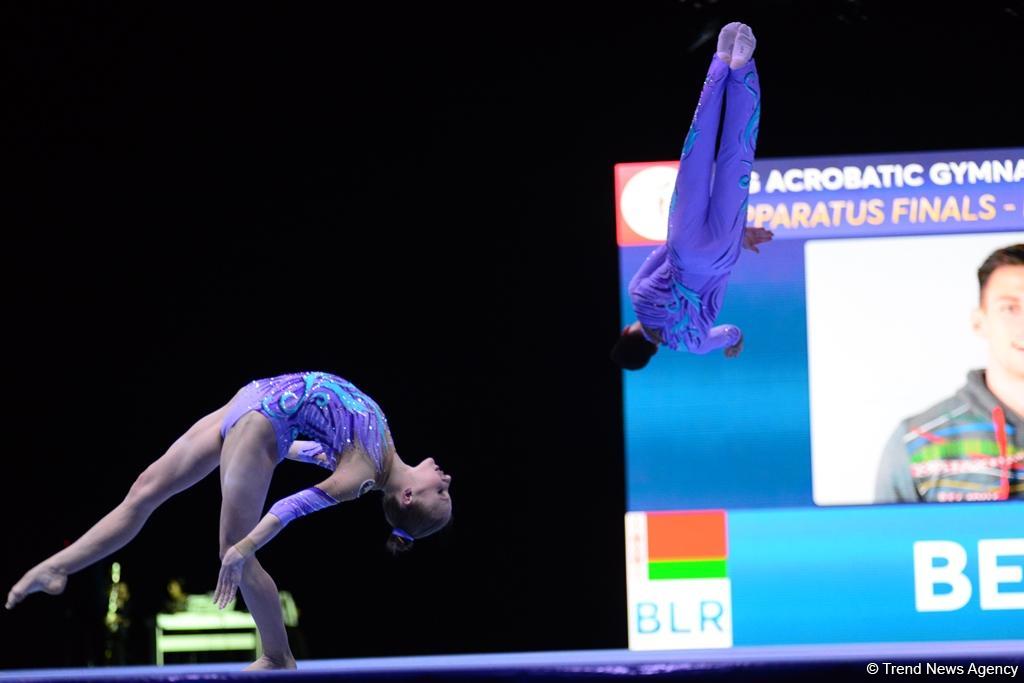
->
<box><xmin>220</xmin><ymin>371</ymin><xmax>389</xmax><ymax>473</ymax></box>
<box><xmin>629</xmin><ymin>54</ymin><xmax>760</xmax><ymax>353</ymax></box>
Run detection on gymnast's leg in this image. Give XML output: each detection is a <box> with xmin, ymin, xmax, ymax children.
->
<box><xmin>5</xmin><ymin>402</ymin><xmax>229</xmax><ymax>610</ymax></box>
<box><xmin>707</xmin><ymin>24</ymin><xmax>761</xmax><ymax>267</ymax></box>
<box><xmin>666</xmin><ymin>40</ymin><xmax>731</xmax><ymax>270</ymax></box>
<box><xmin>218</xmin><ymin>413</ymin><xmax>295</xmax><ymax>670</ymax></box>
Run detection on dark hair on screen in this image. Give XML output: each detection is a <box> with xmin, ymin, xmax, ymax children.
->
<box><xmin>978</xmin><ymin>244</ymin><xmax>1024</xmax><ymax>301</ymax></box>
<box><xmin>610</xmin><ymin>327</ymin><xmax>658</xmax><ymax>370</ymax></box>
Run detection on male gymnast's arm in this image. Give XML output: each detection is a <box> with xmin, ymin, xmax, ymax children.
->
<box><xmin>286</xmin><ymin>440</ymin><xmax>334</xmax><ymax>468</ymax></box>
<box><xmin>874</xmin><ymin>423</ymin><xmax>919</xmax><ymax>504</ymax></box>
<box><xmin>287</xmin><ymin>440</ymin><xmax>324</xmax><ymax>459</ymax></box>
<box><xmin>686</xmin><ymin>227</ymin><xmax>769</xmax><ymax>355</ymax></box>
<box><xmin>683</xmin><ymin>324</ymin><xmax>743</xmax><ymax>356</ymax></box>
<box><xmin>687</xmin><ymin>228</ymin><xmax>768</xmax><ymax>355</ymax></box>
<box><xmin>213</xmin><ymin>447</ymin><xmax>378</xmax><ymax>608</ymax></box>
<box><xmin>742</xmin><ymin>227</ymin><xmax>773</xmax><ymax>253</ymax></box>
<box><xmin>628</xmin><ymin>244</ymin><xmax>669</xmax><ymax>296</ymax></box>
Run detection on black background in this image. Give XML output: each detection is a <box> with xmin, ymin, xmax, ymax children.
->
<box><xmin>2</xmin><ymin>0</ymin><xmax>1022</xmax><ymax>669</ymax></box>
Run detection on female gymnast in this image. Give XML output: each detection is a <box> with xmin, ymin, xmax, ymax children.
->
<box><xmin>5</xmin><ymin>371</ymin><xmax>453</xmax><ymax>670</ymax></box>
<box><xmin>612</xmin><ymin>22</ymin><xmax>773</xmax><ymax>370</ymax></box>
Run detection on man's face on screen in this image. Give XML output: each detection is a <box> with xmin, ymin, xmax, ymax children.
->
<box><xmin>975</xmin><ymin>264</ymin><xmax>1024</xmax><ymax>379</ymax></box>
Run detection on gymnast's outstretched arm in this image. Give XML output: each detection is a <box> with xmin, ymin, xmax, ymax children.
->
<box><xmin>214</xmin><ymin>447</ymin><xmax>379</xmax><ymax>608</ymax></box>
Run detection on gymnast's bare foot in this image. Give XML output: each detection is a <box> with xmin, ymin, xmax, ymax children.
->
<box><xmin>730</xmin><ymin>23</ymin><xmax>756</xmax><ymax>69</ymax></box>
<box><xmin>244</xmin><ymin>654</ymin><xmax>297</xmax><ymax>670</ymax></box>
<box><xmin>716</xmin><ymin>21</ymin><xmax>742</xmax><ymax>63</ymax></box>
<box><xmin>6</xmin><ymin>562</ymin><xmax>68</xmax><ymax>609</ymax></box>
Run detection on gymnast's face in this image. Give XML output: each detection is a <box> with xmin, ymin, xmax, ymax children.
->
<box><xmin>974</xmin><ymin>264</ymin><xmax>1024</xmax><ymax>379</ymax></box>
<box><xmin>409</xmin><ymin>457</ymin><xmax>453</xmax><ymax>528</ymax></box>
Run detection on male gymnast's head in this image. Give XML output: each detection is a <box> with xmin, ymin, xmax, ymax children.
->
<box><xmin>610</xmin><ymin>321</ymin><xmax>659</xmax><ymax>370</ymax></box>
<box><xmin>972</xmin><ymin>243</ymin><xmax>1024</xmax><ymax>383</ymax></box>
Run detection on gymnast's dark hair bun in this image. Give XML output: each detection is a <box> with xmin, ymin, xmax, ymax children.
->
<box><xmin>386</xmin><ymin>531</ymin><xmax>414</xmax><ymax>556</ymax></box>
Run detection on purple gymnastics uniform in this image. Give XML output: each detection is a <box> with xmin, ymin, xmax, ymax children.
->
<box><xmin>220</xmin><ymin>371</ymin><xmax>389</xmax><ymax>473</ymax></box>
<box><xmin>629</xmin><ymin>54</ymin><xmax>760</xmax><ymax>353</ymax></box>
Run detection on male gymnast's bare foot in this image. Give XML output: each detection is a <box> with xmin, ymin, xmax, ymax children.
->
<box><xmin>730</xmin><ymin>23</ymin><xmax>757</xmax><ymax>69</ymax></box>
<box><xmin>716</xmin><ymin>21</ymin><xmax>742</xmax><ymax>63</ymax></box>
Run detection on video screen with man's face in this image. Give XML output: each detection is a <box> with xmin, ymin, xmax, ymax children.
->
<box><xmin>616</xmin><ymin>148</ymin><xmax>1024</xmax><ymax>650</ymax></box>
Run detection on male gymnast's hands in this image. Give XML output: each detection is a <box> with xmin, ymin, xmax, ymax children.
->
<box><xmin>742</xmin><ymin>227</ymin><xmax>773</xmax><ymax>254</ymax></box>
<box><xmin>214</xmin><ymin>544</ymin><xmax>246</xmax><ymax>609</ymax></box>
<box><xmin>724</xmin><ymin>332</ymin><xmax>744</xmax><ymax>358</ymax></box>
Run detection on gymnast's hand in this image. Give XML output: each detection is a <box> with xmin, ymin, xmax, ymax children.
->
<box><xmin>214</xmin><ymin>544</ymin><xmax>246</xmax><ymax>609</ymax></box>
<box><xmin>724</xmin><ymin>332</ymin><xmax>744</xmax><ymax>358</ymax></box>
<box><xmin>742</xmin><ymin>227</ymin><xmax>773</xmax><ymax>254</ymax></box>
